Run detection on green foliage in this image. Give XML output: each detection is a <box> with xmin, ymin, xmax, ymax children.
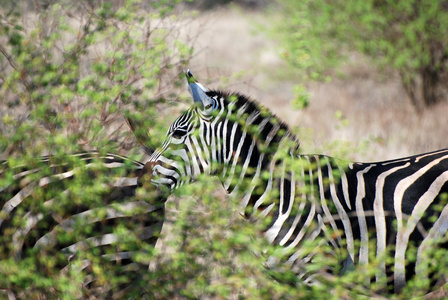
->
<box><xmin>275</xmin><ymin>0</ymin><xmax>448</xmax><ymax>109</ymax></box>
<box><xmin>0</xmin><ymin>0</ymin><xmax>192</xmax><ymax>298</ymax></box>
<box><xmin>143</xmin><ymin>176</ymin><xmax>337</xmax><ymax>299</ymax></box>
<box><xmin>0</xmin><ymin>0</ymin><xmax>192</xmax><ymax>158</ymax></box>
<box><xmin>0</xmin><ymin>153</ymin><xmax>165</xmax><ymax>298</ymax></box>
<box><xmin>2</xmin><ymin>1</ymin><xmax>448</xmax><ymax>298</ymax></box>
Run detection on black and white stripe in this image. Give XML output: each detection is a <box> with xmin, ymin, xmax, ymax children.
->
<box><xmin>1</xmin><ymin>151</ymin><xmax>164</xmax><ymax>297</ymax></box>
<box><xmin>140</xmin><ymin>70</ymin><xmax>448</xmax><ymax>294</ymax></box>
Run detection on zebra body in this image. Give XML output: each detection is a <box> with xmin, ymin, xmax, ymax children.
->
<box><xmin>292</xmin><ymin>151</ymin><xmax>448</xmax><ymax>291</ymax></box>
<box><xmin>0</xmin><ymin>151</ymin><xmax>164</xmax><ymax>297</ymax></box>
<box><xmin>142</xmin><ymin>70</ymin><xmax>448</xmax><ymax>293</ymax></box>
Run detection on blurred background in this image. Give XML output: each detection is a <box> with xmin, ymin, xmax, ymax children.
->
<box><xmin>1</xmin><ymin>0</ymin><xmax>447</xmax><ymax>161</ymax></box>
<box><xmin>182</xmin><ymin>0</ymin><xmax>448</xmax><ymax>162</ymax></box>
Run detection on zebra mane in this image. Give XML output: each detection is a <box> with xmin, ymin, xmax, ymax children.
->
<box><xmin>207</xmin><ymin>90</ymin><xmax>300</xmax><ymax>152</ymax></box>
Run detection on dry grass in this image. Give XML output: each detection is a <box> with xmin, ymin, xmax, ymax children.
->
<box><xmin>5</xmin><ymin>6</ymin><xmax>444</xmax><ymax>163</ymax></box>
<box><xmin>181</xmin><ymin>8</ymin><xmax>448</xmax><ymax>162</ymax></box>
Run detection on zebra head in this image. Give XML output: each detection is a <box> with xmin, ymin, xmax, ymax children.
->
<box><xmin>142</xmin><ymin>70</ymin><xmax>299</xmax><ymax>197</ymax></box>
<box><xmin>143</xmin><ymin>71</ymin><xmax>219</xmax><ymax>192</ymax></box>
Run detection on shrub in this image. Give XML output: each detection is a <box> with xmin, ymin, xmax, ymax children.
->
<box><xmin>275</xmin><ymin>0</ymin><xmax>448</xmax><ymax>109</ymax></box>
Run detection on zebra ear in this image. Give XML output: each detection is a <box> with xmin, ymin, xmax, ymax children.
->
<box><xmin>184</xmin><ymin>69</ymin><xmax>215</xmax><ymax>114</ymax></box>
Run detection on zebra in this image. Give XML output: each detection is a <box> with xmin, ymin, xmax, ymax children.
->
<box><xmin>0</xmin><ymin>151</ymin><xmax>164</xmax><ymax>298</ymax></box>
<box><xmin>135</xmin><ymin>70</ymin><xmax>448</xmax><ymax>294</ymax></box>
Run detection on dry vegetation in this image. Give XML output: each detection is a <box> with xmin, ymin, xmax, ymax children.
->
<box><xmin>2</xmin><ymin>5</ymin><xmax>445</xmax><ymax>161</ymax></box>
<box><xmin>182</xmin><ymin>8</ymin><xmax>448</xmax><ymax>162</ymax></box>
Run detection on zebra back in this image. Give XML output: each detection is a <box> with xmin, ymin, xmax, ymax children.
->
<box><xmin>0</xmin><ymin>151</ymin><xmax>164</xmax><ymax>298</ymax></box>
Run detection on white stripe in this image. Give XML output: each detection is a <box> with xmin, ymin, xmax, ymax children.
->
<box><xmin>265</xmin><ymin>165</ymin><xmax>295</xmax><ymax>243</ymax></box>
<box><xmin>373</xmin><ymin>162</ymin><xmax>409</xmax><ymax>284</ymax></box>
<box><xmin>258</xmin><ymin>202</ymin><xmax>275</xmax><ymax>218</ymax></box>
<box><xmin>338</xmin><ymin>165</ymin><xmax>351</xmax><ymax>210</ymax></box>
<box><xmin>327</xmin><ymin>160</ymin><xmax>355</xmax><ymax>265</ymax></box>
<box><xmin>355</xmin><ymin>164</ymin><xmax>376</xmax><ymax>265</ymax></box>
<box><xmin>252</xmin><ymin>159</ymin><xmax>276</xmax><ymax>212</ymax></box>
<box><xmin>216</xmin><ymin>122</ymin><xmax>223</xmax><ymax>164</ymax></box>
<box><xmin>284</xmin><ymin>201</ymin><xmax>316</xmax><ymax>252</ymax></box>
<box><xmin>279</xmin><ymin>163</ymin><xmax>307</xmax><ymax>246</ymax></box>
<box><xmin>394</xmin><ymin>169</ymin><xmax>448</xmax><ymax>292</ymax></box>
<box><xmin>414</xmin><ymin>149</ymin><xmax>448</xmax><ymax>163</ymax></box>
<box><xmin>316</xmin><ymin>156</ymin><xmax>341</xmax><ymax>247</ymax></box>
<box><xmin>224</xmin><ymin>129</ymin><xmax>247</xmax><ymax>190</ymax></box>
<box><xmin>167</xmin><ymin>149</ymin><xmax>189</xmax><ymax>184</ymax></box>
<box><xmin>381</xmin><ymin>158</ymin><xmax>411</xmax><ymax>166</ymax></box>
<box><xmin>238</xmin><ymin>153</ymin><xmax>264</xmax><ymax>214</ymax></box>
<box><xmin>184</xmin><ymin>138</ymin><xmax>200</xmax><ymax>177</ymax></box>
<box><xmin>226</xmin><ymin>122</ymin><xmax>238</xmax><ymax>162</ymax></box>
<box><xmin>190</xmin><ymin>135</ymin><xmax>209</xmax><ymax>172</ymax></box>
<box><xmin>393</xmin><ymin>156</ymin><xmax>447</xmax><ymax>292</ymax></box>
<box><xmin>221</xmin><ymin>101</ymin><xmax>236</xmax><ymax>177</ymax></box>
<box><xmin>209</xmin><ymin>99</ymin><xmax>226</xmax><ymax>165</ymax></box>
<box><xmin>199</xmin><ymin>121</ymin><xmax>212</xmax><ymax>166</ymax></box>
<box><xmin>234</xmin><ymin>139</ymin><xmax>256</xmax><ymax>189</ymax></box>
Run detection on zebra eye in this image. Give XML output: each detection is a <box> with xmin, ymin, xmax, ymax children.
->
<box><xmin>172</xmin><ymin>129</ymin><xmax>185</xmax><ymax>139</ymax></box>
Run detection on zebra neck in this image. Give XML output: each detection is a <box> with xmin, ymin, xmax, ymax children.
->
<box><xmin>218</xmin><ymin>133</ymin><xmax>299</xmax><ymax>217</ymax></box>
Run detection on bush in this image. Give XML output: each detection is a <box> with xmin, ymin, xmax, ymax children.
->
<box><xmin>274</xmin><ymin>0</ymin><xmax>448</xmax><ymax>109</ymax></box>
<box><xmin>2</xmin><ymin>1</ymin><xmax>447</xmax><ymax>298</ymax></box>
<box><xmin>0</xmin><ymin>0</ymin><xmax>193</xmax><ymax>159</ymax></box>
<box><xmin>0</xmin><ymin>0</ymin><xmax>192</xmax><ymax>297</ymax></box>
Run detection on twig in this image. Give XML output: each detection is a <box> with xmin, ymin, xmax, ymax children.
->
<box><xmin>0</xmin><ymin>46</ymin><xmax>17</xmax><ymax>71</ymax></box>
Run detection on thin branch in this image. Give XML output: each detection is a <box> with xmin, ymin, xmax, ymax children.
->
<box><xmin>0</xmin><ymin>46</ymin><xmax>17</xmax><ymax>71</ymax></box>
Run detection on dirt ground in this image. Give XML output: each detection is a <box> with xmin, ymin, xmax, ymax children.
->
<box><xmin>182</xmin><ymin>8</ymin><xmax>448</xmax><ymax>162</ymax></box>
